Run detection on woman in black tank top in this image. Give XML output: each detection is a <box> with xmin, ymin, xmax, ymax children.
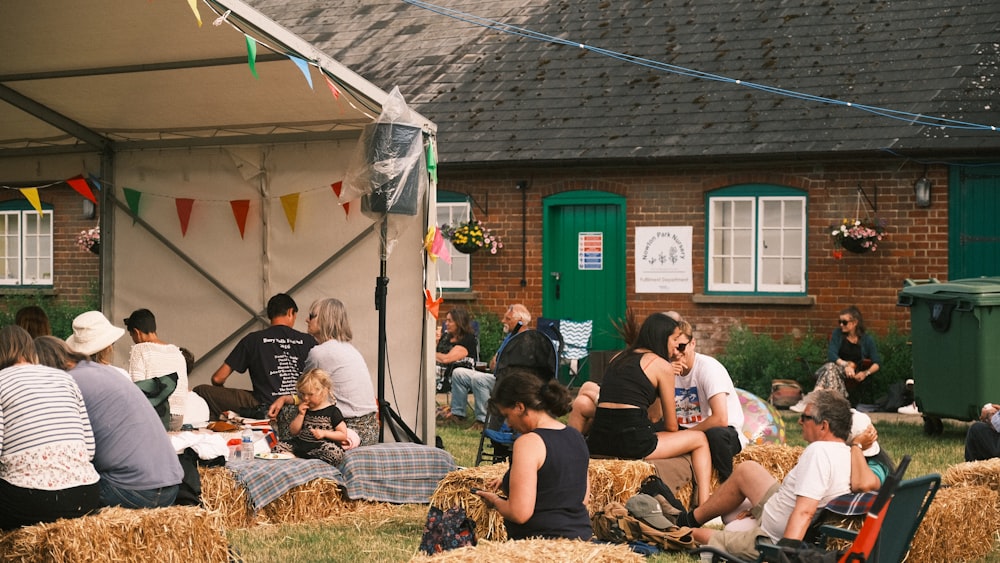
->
<box><xmin>586</xmin><ymin>312</ymin><xmax>714</xmax><ymax>505</ymax></box>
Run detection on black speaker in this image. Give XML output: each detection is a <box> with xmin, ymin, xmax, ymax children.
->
<box><xmin>361</xmin><ymin>123</ymin><xmax>422</xmax><ymax>216</ymax></box>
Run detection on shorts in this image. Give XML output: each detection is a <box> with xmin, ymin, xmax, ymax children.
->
<box><xmin>706</xmin><ymin>481</ymin><xmax>780</xmax><ymax>560</ymax></box>
<box><xmin>586</xmin><ymin>407</ymin><xmax>658</xmax><ymax>459</ymax></box>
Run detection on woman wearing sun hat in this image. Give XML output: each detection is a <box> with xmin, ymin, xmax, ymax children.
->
<box><xmin>66</xmin><ymin>310</ymin><xmax>129</xmax><ymax>378</ymax></box>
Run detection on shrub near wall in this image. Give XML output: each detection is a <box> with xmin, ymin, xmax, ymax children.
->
<box><xmin>0</xmin><ymin>288</ymin><xmax>99</xmax><ymax>339</ymax></box>
<box><xmin>719</xmin><ymin>323</ymin><xmax>913</xmax><ymax>408</ymax></box>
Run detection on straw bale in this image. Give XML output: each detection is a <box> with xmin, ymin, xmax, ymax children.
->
<box><xmin>429</xmin><ymin>460</ymin><xmax>655</xmax><ymax>541</ymax></box>
<box><xmin>942</xmin><ymin>458</ymin><xmax>1000</xmax><ymax>490</ymax></box>
<box><xmin>908</xmin><ymin>484</ymin><xmax>1000</xmax><ymax>563</ymax></box>
<box><xmin>407</xmin><ymin>538</ymin><xmax>644</xmax><ymax>562</ymax></box>
<box><xmin>0</xmin><ymin>505</ymin><xmax>227</xmax><ymax>563</ymax></box>
<box><xmin>734</xmin><ymin>443</ymin><xmax>804</xmax><ymax>482</ymax></box>
<box><xmin>198</xmin><ymin>466</ymin><xmax>256</xmax><ymax>529</ymax></box>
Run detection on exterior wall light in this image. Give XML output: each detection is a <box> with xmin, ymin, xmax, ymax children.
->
<box><xmin>914</xmin><ymin>175</ymin><xmax>931</xmax><ymax>208</ymax></box>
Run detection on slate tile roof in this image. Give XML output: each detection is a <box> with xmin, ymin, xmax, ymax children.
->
<box><xmin>248</xmin><ymin>0</ymin><xmax>1000</xmax><ymax>165</ymax></box>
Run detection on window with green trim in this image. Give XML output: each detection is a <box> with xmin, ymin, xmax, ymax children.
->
<box><xmin>707</xmin><ymin>186</ymin><xmax>806</xmax><ymax>294</ymax></box>
<box><xmin>435</xmin><ymin>193</ymin><xmax>471</xmax><ymax>290</ymax></box>
<box><xmin>0</xmin><ymin>201</ymin><xmax>53</xmax><ymax>286</ymax></box>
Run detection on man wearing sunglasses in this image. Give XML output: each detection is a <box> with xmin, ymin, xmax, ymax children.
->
<box><xmin>670</xmin><ymin>321</ymin><xmax>745</xmax><ymax>482</ymax></box>
<box><xmin>677</xmin><ymin>389</ymin><xmax>852</xmax><ymax>561</ymax></box>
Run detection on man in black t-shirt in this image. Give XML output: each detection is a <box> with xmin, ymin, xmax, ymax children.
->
<box><xmin>194</xmin><ymin>293</ymin><xmax>316</xmax><ymax>420</ymax></box>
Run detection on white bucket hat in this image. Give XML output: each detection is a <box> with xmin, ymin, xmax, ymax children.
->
<box><xmin>66</xmin><ymin>311</ymin><xmax>125</xmax><ymax>356</ymax></box>
<box><xmin>849</xmin><ymin>409</ymin><xmax>881</xmax><ymax>457</ymax></box>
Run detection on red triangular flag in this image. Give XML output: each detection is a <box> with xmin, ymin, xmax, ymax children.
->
<box><xmin>66</xmin><ymin>175</ymin><xmax>97</xmax><ymax>204</ymax></box>
<box><xmin>331</xmin><ymin>181</ymin><xmax>349</xmax><ymax>216</ymax></box>
<box><xmin>230</xmin><ymin>200</ymin><xmax>250</xmax><ymax>239</ymax></box>
<box><xmin>176</xmin><ymin>198</ymin><xmax>194</xmax><ymax>237</ymax></box>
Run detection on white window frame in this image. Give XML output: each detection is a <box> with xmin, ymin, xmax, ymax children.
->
<box><xmin>707</xmin><ymin>191</ymin><xmax>806</xmax><ymax>294</ymax></box>
<box><xmin>0</xmin><ymin>207</ymin><xmax>54</xmax><ymax>287</ymax></box>
<box><xmin>435</xmin><ymin>200</ymin><xmax>472</xmax><ymax>290</ymax></box>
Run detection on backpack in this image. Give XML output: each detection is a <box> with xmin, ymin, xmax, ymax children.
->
<box><xmin>592</xmin><ymin>501</ymin><xmax>695</xmax><ymax>552</ymax></box>
<box><xmin>419</xmin><ymin>505</ymin><xmax>477</xmax><ymax>555</ymax></box>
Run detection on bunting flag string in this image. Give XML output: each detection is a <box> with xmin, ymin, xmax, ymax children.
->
<box><xmin>66</xmin><ymin>175</ymin><xmax>97</xmax><ymax>204</ymax></box>
<box><xmin>186</xmin><ymin>0</ymin><xmax>202</xmax><ymax>27</ymax></box>
<box><xmin>289</xmin><ymin>55</ymin><xmax>314</xmax><ymax>89</ymax></box>
<box><xmin>330</xmin><ymin>181</ymin><xmax>351</xmax><ymax>216</ymax></box>
<box><xmin>123</xmin><ymin>188</ymin><xmax>143</xmax><ymax>223</ymax></box>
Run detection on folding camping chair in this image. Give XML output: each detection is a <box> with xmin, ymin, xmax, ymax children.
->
<box><xmin>473</xmin><ymin>329</ymin><xmax>559</xmax><ymax>465</ymax></box>
<box><xmin>691</xmin><ymin>455</ymin><xmax>939</xmax><ymax>563</ymax></box>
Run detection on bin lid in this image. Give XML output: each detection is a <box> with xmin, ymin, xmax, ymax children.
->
<box><xmin>899</xmin><ymin>277</ymin><xmax>1000</xmax><ymax>305</ymax></box>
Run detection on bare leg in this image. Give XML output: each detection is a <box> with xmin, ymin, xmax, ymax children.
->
<box><xmin>568</xmin><ymin>381</ymin><xmax>600</xmax><ymax>434</ymax></box>
<box><xmin>691</xmin><ymin>460</ymin><xmax>777</xmax><ymax>530</ymax></box>
<box><xmin>646</xmin><ymin>429</ymin><xmax>713</xmax><ymax>505</ymax></box>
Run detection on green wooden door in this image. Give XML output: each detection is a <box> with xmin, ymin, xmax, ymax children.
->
<box><xmin>950</xmin><ymin>166</ymin><xmax>1000</xmax><ymax>279</ymax></box>
<box><xmin>542</xmin><ymin>191</ymin><xmax>626</xmax><ymax>381</ymax></box>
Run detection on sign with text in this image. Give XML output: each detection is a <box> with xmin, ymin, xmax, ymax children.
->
<box><xmin>578</xmin><ymin>231</ymin><xmax>603</xmax><ymax>270</ymax></box>
<box><xmin>635</xmin><ymin>226</ymin><xmax>692</xmax><ymax>293</ymax></box>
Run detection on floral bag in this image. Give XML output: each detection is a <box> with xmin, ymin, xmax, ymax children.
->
<box><xmin>418</xmin><ymin>505</ymin><xmax>477</xmax><ymax>555</ymax></box>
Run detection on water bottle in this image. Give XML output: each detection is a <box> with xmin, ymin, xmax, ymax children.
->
<box><xmin>241</xmin><ymin>427</ymin><xmax>254</xmax><ymax>460</ymax></box>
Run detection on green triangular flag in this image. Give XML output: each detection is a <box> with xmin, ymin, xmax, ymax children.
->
<box><xmin>246</xmin><ymin>36</ymin><xmax>259</xmax><ymax>79</ymax></box>
<box><xmin>123</xmin><ymin>188</ymin><xmax>142</xmax><ymax>223</ymax></box>
<box><xmin>426</xmin><ymin>142</ymin><xmax>438</xmax><ymax>184</ymax></box>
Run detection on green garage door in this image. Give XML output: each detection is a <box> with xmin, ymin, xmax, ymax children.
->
<box><xmin>950</xmin><ymin>166</ymin><xmax>1000</xmax><ymax>279</ymax></box>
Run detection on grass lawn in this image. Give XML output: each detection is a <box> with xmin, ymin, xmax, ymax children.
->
<box><xmin>228</xmin><ymin>410</ymin><xmax>1000</xmax><ymax>562</ymax></box>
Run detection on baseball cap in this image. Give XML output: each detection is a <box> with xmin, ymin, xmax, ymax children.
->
<box><xmin>626</xmin><ymin>493</ymin><xmax>673</xmax><ymax>530</ymax></box>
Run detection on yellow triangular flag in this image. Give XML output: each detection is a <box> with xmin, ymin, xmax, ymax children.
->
<box><xmin>187</xmin><ymin>0</ymin><xmax>202</xmax><ymax>27</ymax></box>
<box><xmin>19</xmin><ymin>188</ymin><xmax>42</xmax><ymax>214</ymax></box>
<box><xmin>280</xmin><ymin>193</ymin><xmax>299</xmax><ymax>232</ymax></box>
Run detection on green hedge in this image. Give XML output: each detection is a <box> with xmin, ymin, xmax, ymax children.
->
<box><xmin>0</xmin><ymin>287</ymin><xmax>100</xmax><ymax>340</ymax></box>
<box><xmin>718</xmin><ymin>323</ymin><xmax>912</xmax><ymax>406</ymax></box>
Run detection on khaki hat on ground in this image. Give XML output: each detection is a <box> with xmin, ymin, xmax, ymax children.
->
<box><xmin>626</xmin><ymin>493</ymin><xmax>673</xmax><ymax>530</ymax></box>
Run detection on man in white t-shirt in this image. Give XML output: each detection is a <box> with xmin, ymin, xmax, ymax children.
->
<box><xmin>670</xmin><ymin>321</ymin><xmax>746</xmax><ymax>482</ymax></box>
<box><xmin>676</xmin><ymin>389</ymin><xmax>853</xmax><ymax>561</ymax></box>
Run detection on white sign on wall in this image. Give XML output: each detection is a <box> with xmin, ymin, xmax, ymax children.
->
<box><xmin>635</xmin><ymin>226</ymin><xmax>693</xmax><ymax>293</ymax></box>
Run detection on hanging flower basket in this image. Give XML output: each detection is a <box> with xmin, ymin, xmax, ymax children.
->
<box><xmin>830</xmin><ymin>218</ymin><xmax>886</xmax><ymax>254</ymax></box>
<box><xmin>441</xmin><ymin>220</ymin><xmax>503</xmax><ymax>255</ymax></box>
<box><xmin>77</xmin><ymin>227</ymin><xmax>100</xmax><ymax>255</ymax></box>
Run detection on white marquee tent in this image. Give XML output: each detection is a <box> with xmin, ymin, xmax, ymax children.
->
<box><xmin>0</xmin><ymin>0</ymin><xmax>438</xmax><ymax>442</ymax></box>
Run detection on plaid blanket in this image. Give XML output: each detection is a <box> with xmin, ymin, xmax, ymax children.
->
<box><xmin>226</xmin><ymin>458</ymin><xmax>344</xmax><ymax>510</ymax></box>
<box><xmin>339</xmin><ymin>442</ymin><xmax>456</xmax><ymax>503</ymax></box>
<box><xmin>821</xmin><ymin>491</ymin><xmax>877</xmax><ymax>517</ymax></box>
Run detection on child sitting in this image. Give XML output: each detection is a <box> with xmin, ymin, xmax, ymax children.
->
<box><xmin>273</xmin><ymin>368</ymin><xmax>351</xmax><ymax>466</ymax></box>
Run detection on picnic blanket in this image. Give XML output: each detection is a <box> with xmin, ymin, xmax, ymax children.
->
<box><xmin>338</xmin><ymin>442</ymin><xmax>456</xmax><ymax>504</ymax></box>
<box><xmin>226</xmin><ymin>458</ymin><xmax>344</xmax><ymax>510</ymax></box>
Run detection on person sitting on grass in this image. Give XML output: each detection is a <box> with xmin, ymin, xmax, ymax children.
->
<box><xmin>272</xmin><ymin>368</ymin><xmax>354</xmax><ymax>466</ymax></box>
<box><xmin>473</xmin><ymin>368</ymin><xmax>592</xmax><ymax>540</ymax></box>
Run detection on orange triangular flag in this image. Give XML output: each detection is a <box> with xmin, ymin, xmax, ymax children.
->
<box><xmin>425</xmin><ymin>289</ymin><xmax>444</xmax><ymax>320</ymax></box>
<box><xmin>280</xmin><ymin>193</ymin><xmax>299</xmax><ymax>232</ymax></box>
<box><xmin>176</xmin><ymin>198</ymin><xmax>194</xmax><ymax>237</ymax></box>
<box><xmin>19</xmin><ymin>188</ymin><xmax>42</xmax><ymax>214</ymax></box>
<box><xmin>66</xmin><ymin>175</ymin><xmax>97</xmax><ymax>204</ymax></box>
<box><xmin>343</xmin><ymin>201</ymin><xmax>350</xmax><ymax>216</ymax></box>
<box><xmin>230</xmin><ymin>200</ymin><xmax>250</xmax><ymax>239</ymax></box>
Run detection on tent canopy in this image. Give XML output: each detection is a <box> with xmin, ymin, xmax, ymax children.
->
<box><xmin>0</xmin><ymin>0</ymin><xmax>438</xmax><ymax>442</ymax></box>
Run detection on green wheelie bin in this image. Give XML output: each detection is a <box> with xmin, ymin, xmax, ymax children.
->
<box><xmin>897</xmin><ymin>277</ymin><xmax>1000</xmax><ymax>434</ymax></box>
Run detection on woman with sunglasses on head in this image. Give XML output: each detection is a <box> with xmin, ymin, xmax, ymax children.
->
<box><xmin>586</xmin><ymin>312</ymin><xmax>713</xmax><ymax>505</ymax></box>
<box><xmin>791</xmin><ymin>306</ymin><xmax>881</xmax><ymax>412</ymax></box>
<box><xmin>267</xmin><ymin>298</ymin><xmax>378</xmax><ymax>446</ymax></box>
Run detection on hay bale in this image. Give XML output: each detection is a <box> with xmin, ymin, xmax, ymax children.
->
<box><xmin>198</xmin><ymin>466</ymin><xmax>256</xmax><ymax>529</ymax></box>
<box><xmin>198</xmin><ymin>466</ymin><xmax>355</xmax><ymax>528</ymax></box>
<box><xmin>407</xmin><ymin>538</ymin><xmax>644</xmax><ymax>562</ymax></box>
<box><xmin>0</xmin><ymin>506</ymin><xmax>227</xmax><ymax>563</ymax></box>
<box><xmin>908</xmin><ymin>485</ymin><xmax>1000</xmax><ymax>563</ymax></box>
<box><xmin>429</xmin><ymin>460</ymin><xmax>655</xmax><ymax>541</ymax></box>
<box><xmin>942</xmin><ymin>458</ymin><xmax>1000</xmax><ymax>490</ymax></box>
<box><xmin>733</xmin><ymin>443</ymin><xmax>803</xmax><ymax>482</ymax></box>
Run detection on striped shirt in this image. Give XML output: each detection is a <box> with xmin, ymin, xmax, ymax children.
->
<box><xmin>0</xmin><ymin>364</ymin><xmax>100</xmax><ymax>490</ymax></box>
